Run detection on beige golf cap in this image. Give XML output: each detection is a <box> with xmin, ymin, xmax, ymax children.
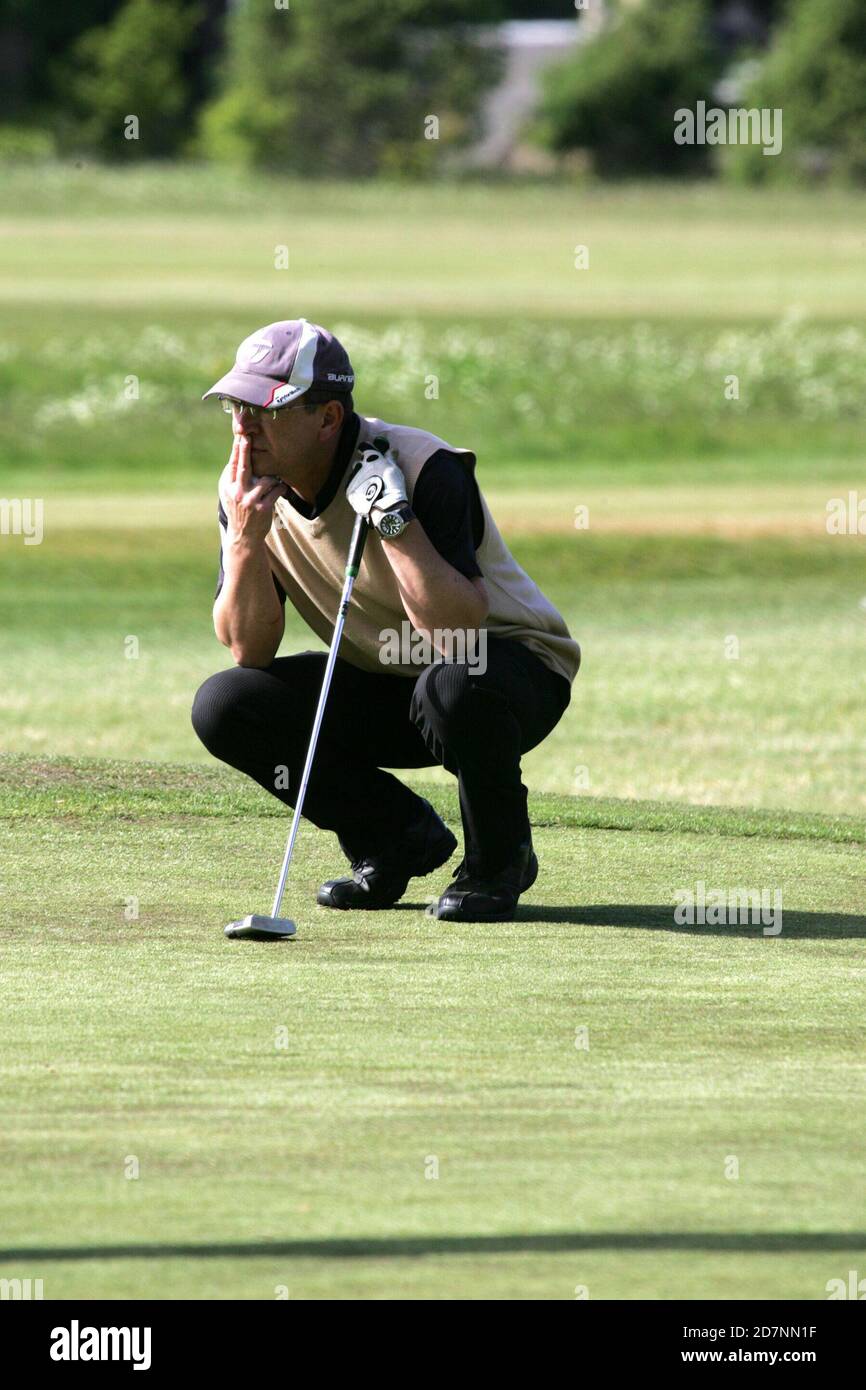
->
<box><xmin>203</xmin><ymin>318</ymin><xmax>355</xmax><ymax>409</ymax></box>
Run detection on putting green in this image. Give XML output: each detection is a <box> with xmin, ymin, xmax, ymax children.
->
<box><xmin>0</xmin><ymin>759</ymin><xmax>862</xmax><ymax>1300</ymax></box>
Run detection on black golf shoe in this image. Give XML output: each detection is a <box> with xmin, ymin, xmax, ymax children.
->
<box><xmin>317</xmin><ymin>798</ymin><xmax>457</xmax><ymax>910</ymax></box>
<box><xmin>431</xmin><ymin>840</ymin><xmax>538</xmax><ymax>922</ymax></box>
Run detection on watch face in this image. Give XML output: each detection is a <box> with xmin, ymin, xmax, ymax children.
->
<box><xmin>378</xmin><ymin>512</ymin><xmax>405</xmax><ymax>538</ymax></box>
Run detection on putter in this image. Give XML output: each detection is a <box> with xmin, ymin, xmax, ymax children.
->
<box><xmin>225</xmin><ymin>506</ymin><xmax>371</xmax><ymax>941</ymax></box>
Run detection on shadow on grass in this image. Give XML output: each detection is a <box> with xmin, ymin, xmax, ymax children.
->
<box><xmin>402</xmin><ymin>901</ymin><xmax>866</xmax><ymax>936</ymax></box>
<box><xmin>494</xmin><ymin>904</ymin><xmax>866</xmax><ymax>937</ymax></box>
<box><xmin>1</xmin><ymin>1232</ymin><xmax>865</xmax><ymax>1263</ymax></box>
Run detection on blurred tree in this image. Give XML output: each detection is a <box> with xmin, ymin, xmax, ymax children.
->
<box><xmin>197</xmin><ymin>0</ymin><xmax>502</xmax><ymax>176</ymax></box>
<box><xmin>0</xmin><ymin>0</ymin><xmax>228</xmax><ymax>131</ymax></box>
<box><xmin>0</xmin><ymin>0</ymin><xmax>793</xmax><ymax>163</ymax></box>
<box><xmin>56</xmin><ymin>0</ymin><xmax>201</xmax><ymax>158</ymax></box>
<box><xmin>485</xmin><ymin>1</ymin><xmax>571</xmax><ymax>12</ymax></box>
<box><xmin>535</xmin><ymin>0</ymin><xmax>722</xmax><ymax>176</ymax></box>
<box><xmin>0</xmin><ymin>0</ymin><xmax>122</xmax><ymax>120</ymax></box>
<box><xmin>725</xmin><ymin>0</ymin><xmax>866</xmax><ymax>184</ymax></box>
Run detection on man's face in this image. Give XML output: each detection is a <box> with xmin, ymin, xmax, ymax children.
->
<box><xmin>226</xmin><ymin>400</ymin><xmax>346</xmax><ymax>480</ymax></box>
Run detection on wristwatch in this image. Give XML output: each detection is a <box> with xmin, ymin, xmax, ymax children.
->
<box><xmin>375</xmin><ymin>504</ymin><xmax>415</xmax><ymax>539</ymax></box>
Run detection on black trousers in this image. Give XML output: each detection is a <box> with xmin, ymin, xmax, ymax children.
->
<box><xmin>191</xmin><ymin>635</ymin><xmax>572</xmax><ymax>876</ymax></box>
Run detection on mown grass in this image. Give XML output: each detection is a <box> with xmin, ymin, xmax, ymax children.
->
<box><xmin>0</xmin><ymin>170</ymin><xmax>862</xmax><ymax>809</ymax></box>
<box><xmin>4</xmin><ymin>167</ymin><xmax>864</xmax><ymax>480</ymax></box>
<box><xmin>2</xmin><ymin>754</ymin><xmax>864</xmax><ymax>845</ymax></box>
<box><xmin>3</xmin><ymin>165</ymin><xmax>866</xmax><ymax>322</ymax></box>
<box><xmin>0</xmin><ymin>758</ymin><xmax>863</xmax><ymax>1300</ymax></box>
<box><xmin>2</xmin><ymin>519</ymin><xmax>864</xmax><ymax>812</ymax></box>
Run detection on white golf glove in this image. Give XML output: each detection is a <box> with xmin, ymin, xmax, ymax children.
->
<box><xmin>345</xmin><ymin>437</ymin><xmax>407</xmax><ymax>525</ymax></box>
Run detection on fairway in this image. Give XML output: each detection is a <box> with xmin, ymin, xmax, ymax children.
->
<box><xmin>1</xmin><ymin>167</ymin><xmax>864</xmax><ymax>1302</ymax></box>
<box><xmin>3</xmin><ymin>169</ymin><xmax>866</xmax><ymax>320</ymax></box>
<box><xmin>0</xmin><ymin>760</ymin><xmax>864</xmax><ymax>1301</ymax></box>
<box><xmin>2</xmin><ymin>502</ymin><xmax>863</xmax><ymax>812</ymax></box>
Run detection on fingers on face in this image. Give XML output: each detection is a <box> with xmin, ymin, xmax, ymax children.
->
<box><xmin>232</xmin><ymin>475</ymin><xmax>283</xmax><ymax>509</ymax></box>
<box><xmin>252</xmin><ymin>479</ymin><xmax>286</xmax><ymax>510</ymax></box>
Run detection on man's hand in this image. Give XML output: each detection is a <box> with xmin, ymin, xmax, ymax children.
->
<box><xmin>345</xmin><ymin>440</ymin><xmax>407</xmax><ymax>525</ymax></box>
<box><xmin>214</xmin><ymin>432</ymin><xmax>287</xmax><ymax>667</ymax></box>
<box><xmin>219</xmin><ymin>434</ymin><xmax>288</xmax><ymax>546</ymax></box>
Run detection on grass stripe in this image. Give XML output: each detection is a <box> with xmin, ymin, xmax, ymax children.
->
<box><xmin>1</xmin><ymin>756</ymin><xmax>862</xmax><ymax>845</ymax></box>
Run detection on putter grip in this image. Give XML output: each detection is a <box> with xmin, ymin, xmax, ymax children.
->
<box><xmin>346</xmin><ymin>511</ymin><xmax>369</xmax><ymax>578</ymax></box>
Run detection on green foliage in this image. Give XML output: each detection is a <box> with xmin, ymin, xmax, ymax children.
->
<box><xmin>56</xmin><ymin>0</ymin><xmax>200</xmax><ymax>159</ymax></box>
<box><xmin>0</xmin><ymin>0</ymin><xmax>124</xmax><ymax>116</ymax></box>
<box><xmin>197</xmin><ymin>0</ymin><xmax>500</xmax><ymax>175</ymax></box>
<box><xmin>724</xmin><ymin>0</ymin><xmax>866</xmax><ymax>185</ymax></box>
<box><xmin>536</xmin><ymin>0</ymin><xmax>721</xmax><ymax>175</ymax></box>
<box><xmin>0</xmin><ymin>124</ymin><xmax>55</xmax><ymax>160</ymax></box>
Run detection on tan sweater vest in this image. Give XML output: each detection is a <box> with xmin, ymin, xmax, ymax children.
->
<box><xmin>265</xmin><ymin>415</ymin><xmax>581</xmax><ymax>685</ymax></box>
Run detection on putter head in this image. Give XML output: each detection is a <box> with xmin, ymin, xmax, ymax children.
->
<box><xmin>224</xmin><ymin>914</ymin><xmax>297</xmax><ymax>941</ymax></box>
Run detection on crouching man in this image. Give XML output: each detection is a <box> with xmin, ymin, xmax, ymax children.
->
<box><xmin>192</xmin><ymin>319</ymin><xmax>579</xmax><ymax>921</ymax></box>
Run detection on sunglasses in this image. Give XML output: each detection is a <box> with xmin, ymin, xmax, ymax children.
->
<box><xmin>219</xmin><ymin>397</ymin><xmax>312</xmax><ymax>421</ymax></box>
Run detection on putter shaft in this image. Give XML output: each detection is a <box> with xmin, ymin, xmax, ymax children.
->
<box><xmin>270</xmin><ymin>512</ymin><xmax>369</xmax><ymax>919</ymax></box>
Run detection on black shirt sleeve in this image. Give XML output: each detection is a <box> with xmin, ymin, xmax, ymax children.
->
<box><xmin>215</xmin><ymin>500</ymin><xmax>287</xmax><ymax>604</ymax></box>
<box><xmin>411</xmin><ymin>450</ymin><xmax>484</xmax><ymax>581</ymax></box>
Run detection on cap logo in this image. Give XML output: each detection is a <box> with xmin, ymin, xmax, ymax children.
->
<box><xmin>270</xmin><ymin>382</ymin><xmax>301</xmax><ymax>405</ymax></box>
<box><xmin>237</xmin><ymin>335</ymin><xmax>273</xmax><ymax>366</ymax></box>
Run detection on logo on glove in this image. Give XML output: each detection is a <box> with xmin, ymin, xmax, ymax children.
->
<box><xmin>364</xmin><ymin>477</ymin><xmax>384</xmax><ymax>504</ymax></box>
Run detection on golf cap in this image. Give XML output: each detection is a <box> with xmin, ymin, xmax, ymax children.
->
<box><xmin>202</xmin><ymin>319</ymin><xmax>355</xmax><ymax>409</ymax></box>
